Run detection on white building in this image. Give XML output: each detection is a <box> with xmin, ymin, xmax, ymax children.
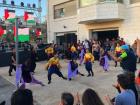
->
<box><xmin>47</xmin><ymin>0</ymin><xmax>140</xmax><ymax>45</ymax></box>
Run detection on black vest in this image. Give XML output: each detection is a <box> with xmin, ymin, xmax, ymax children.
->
<box><xmin>120</xmin><ymin>51</ymin><xmax>137</xmax><ymax>72</ymax></box>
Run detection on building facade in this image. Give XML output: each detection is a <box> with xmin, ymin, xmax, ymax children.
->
<box><xmin>47</xmin><ymin>0</ymin><xmax>140</xmax><ymax>44</ymax></box>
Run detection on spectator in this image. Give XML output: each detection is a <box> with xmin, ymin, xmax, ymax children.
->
<box><xmin>135</xmin><ymin>71</ymin><xmax>140</xmax><ymax>85</ymax></box>
<box><xmin>136</xmin><ymin>39</ymin><xmax>140</xmax><ymax>58</ymax></box>
<box><xmin>109</xmin><ymin>45</ymin><xmax>137</xmax><ymax>73</ymax></box>
<box><xmin>11</xmin><ymin>89</ymin><xmax>33</xmax><ymax>105</ymax></box>
<box><xmin>82</xmin><ymin>88</ymin><xmax>104</xmax><ymax>105</ymax></box>
<box><xmin>119</xmin><ymin>38</ymin><xmax>125</xmax><ymax>46</ymax></box>
<box><xmin>106</xmin><ymin>74</ymin><xmax>136</xmax><ymax>105</ymax></box>
<box><xmin>60</xmin><ymin>92</ymin><xmax>74</xmax><ymax>105</ymax></box>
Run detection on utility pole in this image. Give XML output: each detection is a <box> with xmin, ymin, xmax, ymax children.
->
<box><xmin>15</xmin><ymin>18</ymin><xmax>19</xmax><ymax>67</ymax></box>
<box><xmin>38</xmin><ymin>0</ymin><xmax>42</xmax><ymax>23</ymax></box>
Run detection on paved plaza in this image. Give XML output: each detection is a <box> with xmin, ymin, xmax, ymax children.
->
<box><xmin>0</xmin><ymin>60</ymin><xmax>140</xmax><ymax>105</ymax></box>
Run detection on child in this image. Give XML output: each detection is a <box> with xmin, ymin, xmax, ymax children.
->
<box><xmin>84</xmin><ymin>49</ymin><xmax>94</xmax><ymax>77</ymax></box>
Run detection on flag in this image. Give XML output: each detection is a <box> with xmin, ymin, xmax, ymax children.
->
<box><xmin>14</xmin><ymin>27</ymin><xmax>30</xmax><ymax>42</ymax></box>
<box><xmin>4</xmin><ymin>9</ymin><xmax>16</xmax><ymax>23</ymax></box>
<box><xmin>36</xmin><ymin>28</ymin><xmax>42</xmax><ymax>37</ymax></box>
<box><xmin>24</xmin><ymin>12</ymin><xmax>35</xmax><ymax>23</ymax></box>
<box><xmin>0</xmin><ymin>26</ymin><xmax>6</xmax><ymax>37</ymax></box>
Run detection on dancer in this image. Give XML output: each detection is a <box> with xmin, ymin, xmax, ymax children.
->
<box><xmin>79</xmin><ymin>46</ymin><xmax>85</xmax><ymax>66</ymax></box>
<box><xmin>68</xmin><ymin>59</ymin><xmax>84</xmax><ymax>81</ymax></box>
<box><xmin>45</xmin><ymin>44</ymin><xmax>54</xmax><ymax>60</ymax></box>
<box><xmin>68</xmin><ymin>59</ymin><xmax>78</xmax><ymax>81</ymax></box>
<box><xmin>16</xmin><ymin>59</ymin><xmax>45</xmax><ymax>89</ymax></box>
<box><xmin>9</xmin><ymin>48</ymin><xmax>16</xmax><ymax>76</ymax></box>
<box><xmin>70</xmin><ymin>44</ymin><xmax>77</xmax><ymax>59</ymax></box>
<box><xmin>100</xmin><ymin>51</ymin><xmax>109</xmax><ymax>72</ymax></box>
<box><xmin>45</xmin><ymin>53</ymin><xmax>67</xmax><ymax>84</ymax></box>
<box><xmin>84</xmin><ymin>49</ymin><xmax>94</xmax><ymax>77</ymax></box>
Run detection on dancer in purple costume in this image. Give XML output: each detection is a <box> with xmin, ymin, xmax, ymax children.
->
<box><xmin>79</xmin><ymin>46</ymin><xmax>85</xmax><ymax>66</ymax></box>
<box><xmin>16</xmin><ymin>59</ymin><xmax>45</xmax><ymax>89</ymax></box>
<box><xmin>68</xmin><ymin>59</ymin><xmax>84</xmax><ymax>81</ymax></box>
<box><xmin>100</xmin><ymin>52</ymin><xmax>109</xmax><ymax>72</ymax></box>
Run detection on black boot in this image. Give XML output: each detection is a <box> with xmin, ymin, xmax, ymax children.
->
<box><xmin>48</xmin><ymin>81</ymin><xmax>51</xmax><ymax>84</ymax></box>
<box><xmin>62</xmin><ymin>77</ymin><xmax>67</xmax><ymax>80</ymax></box>
<box><xmin>91</xmin><ymin>71</ymin><xmax>94</xmax><ymax>77</ymax></box>
<box><xmin>9</xmin><ymin>73</ymin><xmax>12</xmax><ymax>76</ymax></box>
<box><xmin>69</xmin><ymin>78</ymin><xmax>72</xmax><ymax>81</ymax></box>
<box><xmin>87</xmin><ymin>74</ymin><xmax>91</xmax><ymax>77</ymax></box>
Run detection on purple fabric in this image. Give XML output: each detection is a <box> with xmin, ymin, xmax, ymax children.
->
<box><xmin>103</xmin><ymin>55</ymin><xmax>109</xmax><ymax>71</ymax></box>
<box><xmin>15</xmin><ymin>64</ymin><xmax>22</xmax><ymax>88</ymax></box>
<box><xmin>16</xmin><ymin>65</ymin><xmax>44</xmax><ymax>89</ymax></box>
<box><xmin>79</xmin><ymin>49</ymin><xmax>85</xmax><ymax>64</ymax></box>
<box><xmin>68</xmin><ymin>62</ymin><xmax>78</xmax><ymax>79</ymax></box>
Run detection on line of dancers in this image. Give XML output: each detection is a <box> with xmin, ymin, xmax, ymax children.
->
<box><xmin>13</xmin><ymin>45</ymin><xmax>110</xmax><ymax>89</ymax></box>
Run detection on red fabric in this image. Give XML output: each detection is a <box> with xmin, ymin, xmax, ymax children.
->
<box><xmin>24</xmin><ymin>12</ymin><xmax>29</xmax><ymax>21</ymax></box>
<box><xmin>0</xmin><ymin>26</ymin><xmax>4</xmax><ymax>37</ymax></box>
<box><xmin>36</xmin><ymin>29</ymin><xmax>41</xmax><ymax>37</ymax></box>
<box><xmin>13</xmin><ymin>26</ymin><xmax>16</xmax><ymax>36</ymax></box>
<box><xmin>4</xmin><ymin>9</ymin><xmax>9</xmax><ymax>20</ymax></box>
<box><xmin>119</xmin><ymin>40</ymin><xmax>125</xmax><ymax>46</ymax></box>
<box><xmin>135</xmin><ymin>77</ymin><xmax>140</xmax><ymax>85</ymax></box>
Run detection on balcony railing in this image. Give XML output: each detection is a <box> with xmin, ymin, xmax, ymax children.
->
<box><xmin>79</xmin><ymin>0</ymin><xmax>123</xmax><ymax>8</ymax></box>
<box><xmin>98</xmin><ymin>0</ymin><xmax>123</xmax><ymax>3</ymax></box>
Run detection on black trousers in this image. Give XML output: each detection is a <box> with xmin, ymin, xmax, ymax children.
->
<box><xmin>9</xmin><ymin>64</ymin><xmax>16</xmax><ymax>74</ymax></box>
<box><xmin>48</xmin><ymin>66</ymin><xmax>64</xmax><ymax>81</ymax></box>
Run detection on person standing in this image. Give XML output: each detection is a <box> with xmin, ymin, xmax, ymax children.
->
<box><xmin>79</xmin><ymin>46</ymin><xmax>85</xmax><ymax>65</ymax></box>
<box><xmin>9</xmin><ymin>48</ymin><xmax>16</xmax><ymax>76</ymax></box>
<box><xmin>84</xmin><ymin>49</ymin><xmax>94</xmax><ymax>77</ymax></box>
<box><xmin>114</xmin><ymin>43</ymin><xmax>121</xmax><ymax>67</ymax></box>
<box><xmin>45</xmin><ymin>53</ymin><xmax>67</xmax><ymax>84</ymax></box>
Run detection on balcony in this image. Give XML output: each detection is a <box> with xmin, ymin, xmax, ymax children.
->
<box><xmin>78</xmin><ymin>0</ymin><xmax>126</xmax><ymax>24</ymax></box>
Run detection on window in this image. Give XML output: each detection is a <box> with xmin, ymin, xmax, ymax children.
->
<box><xmin>54</xmin><ymin>8</ymin><xmax>65</xmax><ymax>19</ymax></box>
<box><xmin>54</xmin><ymin>0</ymin><xmax>77</xmax><ymax>19</ymax></box>
<box><xmin>130</xmin><ymin>0</ymin><xmax>140</xmax><ymax>4</ymax></box>
<box><xmin>79</xmin><ymin>0</ymin><xmax>98</xmax><ymax>7</ymax></box>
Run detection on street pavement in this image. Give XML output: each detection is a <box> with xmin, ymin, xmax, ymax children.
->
<box><xmin>0</xmin><ymin>60</ymin><xmax>140</xmax><ymax>105</ymax></box>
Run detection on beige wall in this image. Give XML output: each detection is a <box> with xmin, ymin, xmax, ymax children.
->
<box><xmin>47</xmin><ymin>0</ymin><xmax>140</xmax><ymax>45</ymax></box>
<box><xmin>47</xmin><ymin>0</ymin><xmax>78</xmax><ymax>43</ymax></box>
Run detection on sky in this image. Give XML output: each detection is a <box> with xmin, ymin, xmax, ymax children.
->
<box><xmin>0</xmin><ymin>0</ymin><xmax>47</xmax><ymax>21</ymax></box>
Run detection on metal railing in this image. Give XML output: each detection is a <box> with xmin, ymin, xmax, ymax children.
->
<box><xmin>98</xmin><ymin>0</ymin><xmax>123</xmax><ymax>3</ymax></box>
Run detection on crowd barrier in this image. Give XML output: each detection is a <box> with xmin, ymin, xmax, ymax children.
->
<box><xmin>0</xmin><ymin>49</ymin><xmax>47</xmax><ymax>67</ymax></box>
